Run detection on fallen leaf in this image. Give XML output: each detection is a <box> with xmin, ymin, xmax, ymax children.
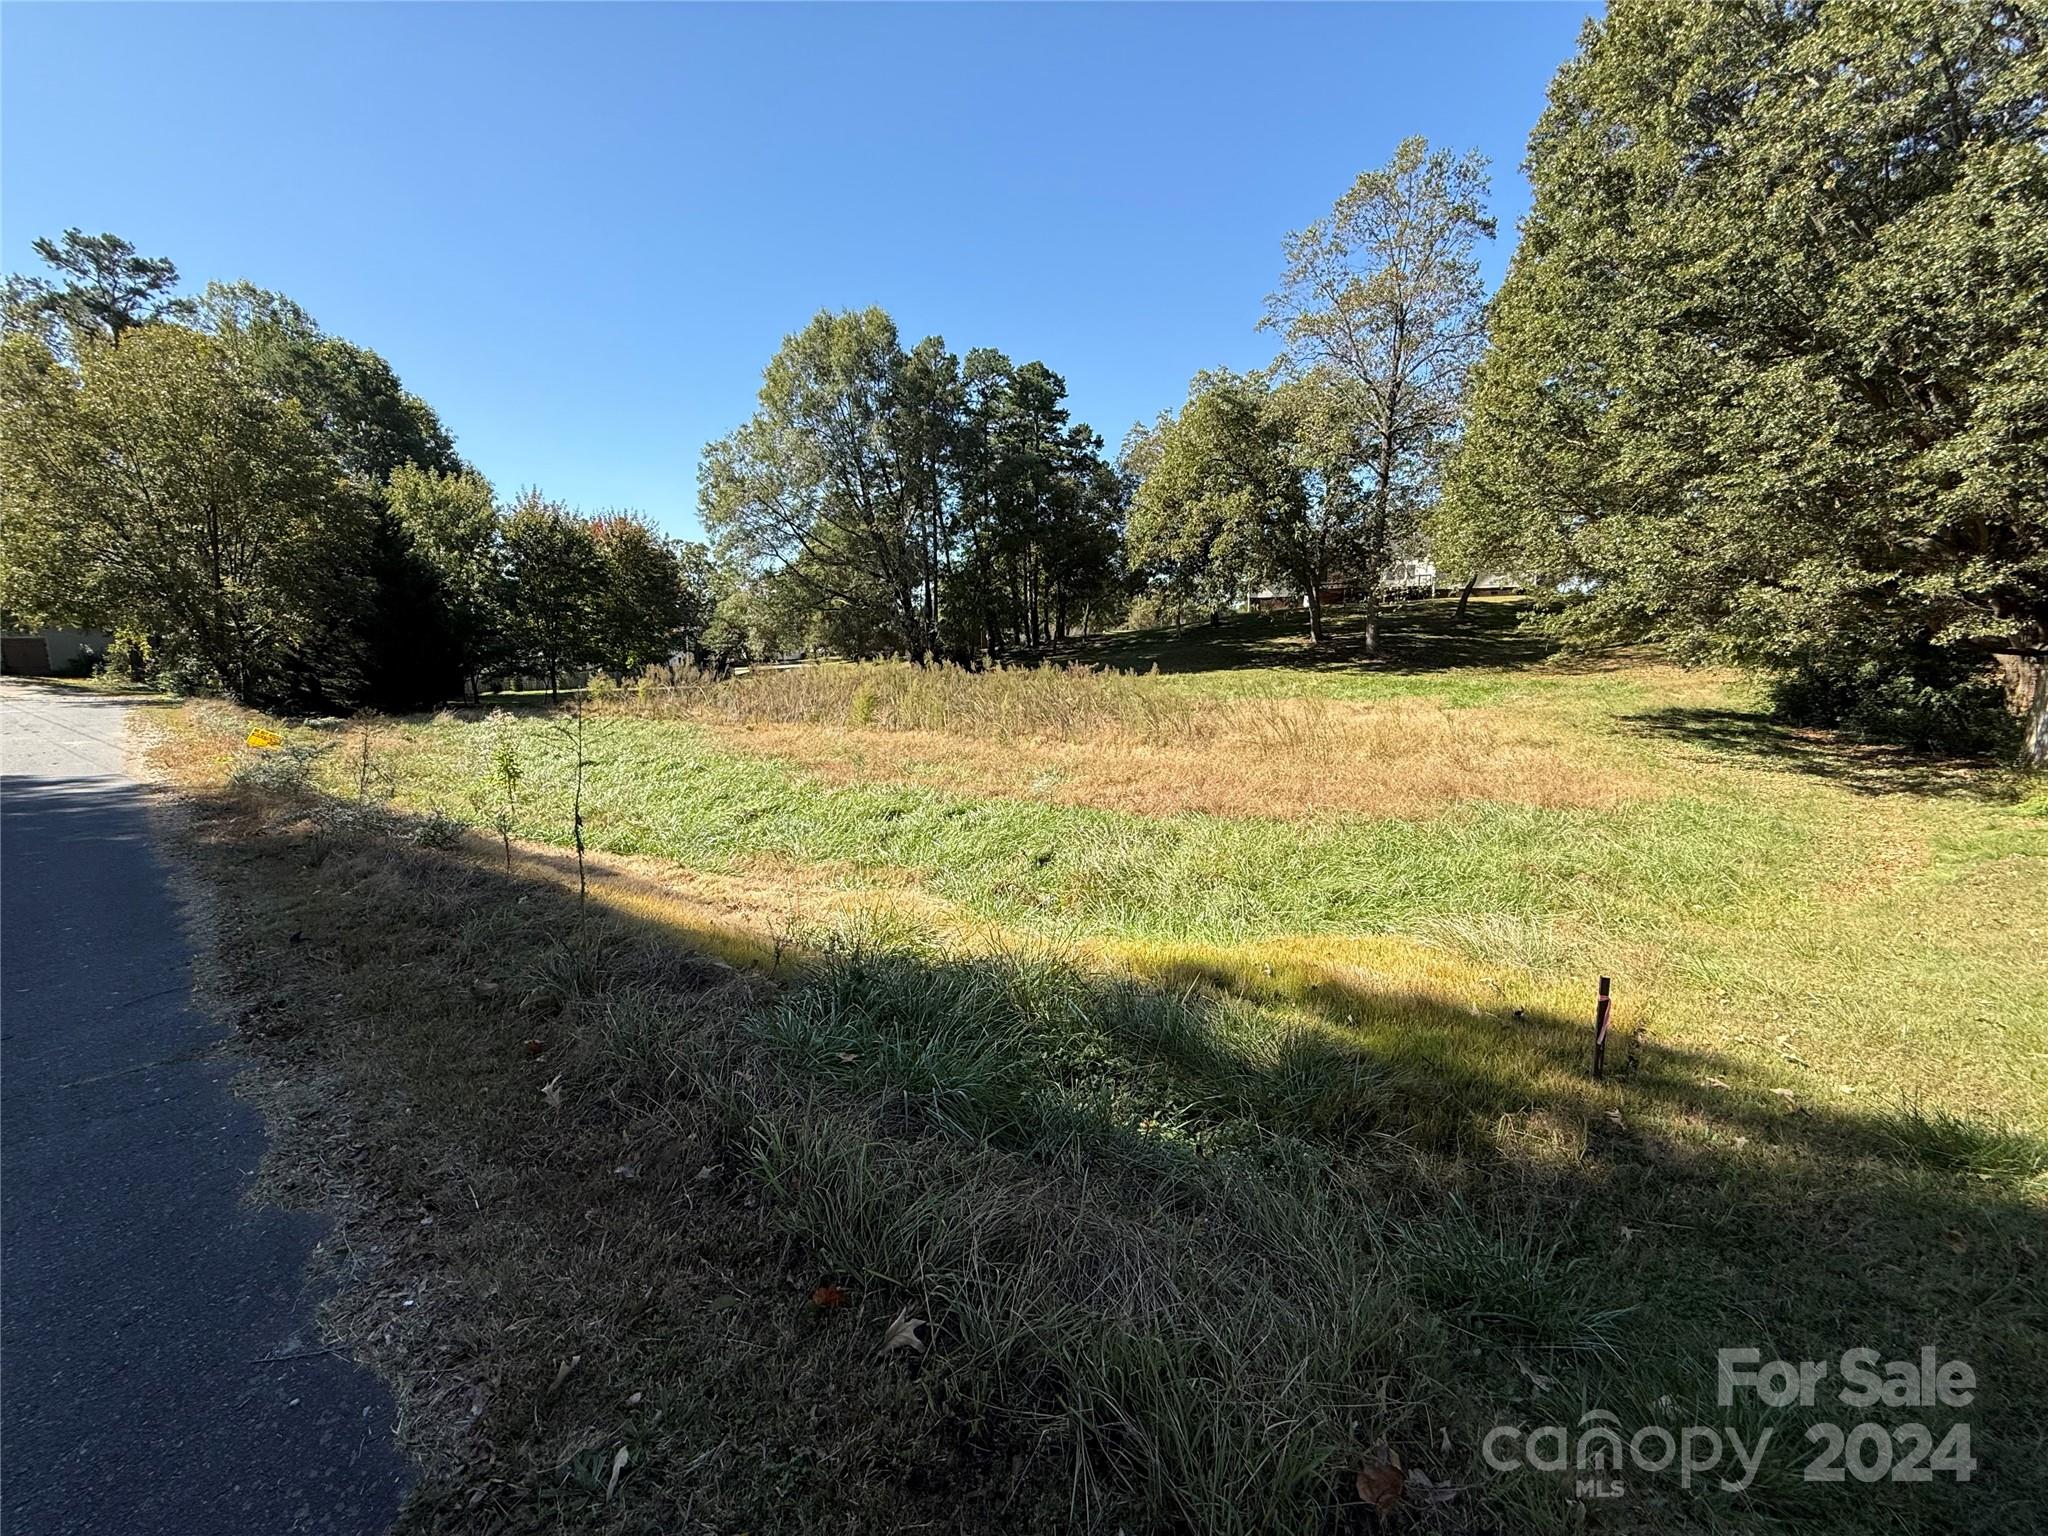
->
<box><xmin>523</xmin><ymin>1037</ymin><xmax>546</xmax><ymax>1057</ymax></box>
<box><xmin>1942</xmin><ymin>1229</ymin><xmax>1969</xmax><ymax>1254</ymax></box>
<box><xmin>812</xmin><ymin>1283</ymin><xmax>847</xmax><ymax>1309</ymax></box>
<box><xmin>541</xmin><ymin>1073</ymin><xmax>563</xmax><ymax>1110</ymax></box>
<box><xmin>623</xmin><ymin>1390</ymin><xmax>643</xmax><ymax>1408</ymax></box>
<box><xmin>879</xmin><ymin>1308</ymin><xmax>928</xmax><ymax>1356</ymax></box>
<box><xmin>835</xmin><ymin>1051</ymin><xmax>859</xmax><ymax>1064</ymax></box>
<box><xmin>605</xmin><ymin>1446</ymin><xmax>629</xmax><ymax>1501</ymax></box>
<box><xmin>1604</xmin><ymin>1109</ymin><xmax>1625</xmax><ymax>1126</ymax></box>
<box><xmin>1703</xmin><ymin>1076</ymin><xmax>1730</xmax><ymax>1089</ymax></box>
<box><xmin>1407</xmin><ymin>1469</ymin><xmax>1457</xmax><ymax>1505</ymax></box>
<box><xmin>1356</xmin><ymin>1459</ymin><xmax>1404</xmax><ymax>1514</ymax></box>
<box><xmin>1518</xmin><ymin>1360</ymin><xmax>1556</xmax><ymax>1393</ymax></box>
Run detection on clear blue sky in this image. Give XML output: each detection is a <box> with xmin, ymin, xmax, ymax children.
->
<box><xmin>3</xmin><ymin>2</ymin><xmax>1595</xmax><ymax>540</ymax></box>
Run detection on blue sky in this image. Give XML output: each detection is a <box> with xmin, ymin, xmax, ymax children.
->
<box><xmin>3</xmin><ymin>2</ymin><xmax>1595</xmax><ymax>540</ymax></box>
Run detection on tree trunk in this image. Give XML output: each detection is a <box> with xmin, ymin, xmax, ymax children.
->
<box><xmin>1455</xmin><ymin>573</ymin><xmax>1479</xmax><ymax>622</ymax></box>
<box><xmin>1305</xmin><ymin>585</ymin><xmax>1325</xmax><ymax>646</ymax></box>
<box><xmin>1362</xmin><ymin>588</ymin><xmax>1381</xmax><ymax>656</ymax></box>
<box><xmin>1997</xmin><ymin>654</ymin><xmax>2048</xmax><ymax>765</ymax></box>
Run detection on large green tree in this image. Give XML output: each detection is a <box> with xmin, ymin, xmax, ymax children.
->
<box><xmin>703</xmin><ymin>310</ymin><xmax>1121</xmax><ymax>659</ymax></box>
<box><xmin>1129</xmin><ymin>369</ymin><xmax>1357</xmax><ymax>645</ymax></box>
<box><xmin>0</xmin><ymin>327</ymin><xmax>373</xmax><ymax>703</ymax></box>
<box><xmin>590</xmin><ymin>514</ymin><xmax>709</xmax><ymax>677</ymax></box>
<box><xmin>498</xmin><ymin>491</ymin><xmax>604</xmax><ymax>698</ymax></box>
<box><xmin>701</xmin><ymin>309</ymin><xmax>924</xmax><ymax>654</ymax></box>
<box><xmin>198</xmin><ymin>281</ymin><xmax>460</xmax><ymax>483</ymax></box>
<box><xmin>1263</xmin><ymin>137</ymin><xmax>1494</xmax><ymax>652</ymax></box>
<box><xmin>387</xmin><ymin>463</ymin><xmax>507</xmax><ymax>697</ymax></box>
<box><xmin>1447</xmin><ymin>0</ymin><xmax>2046</xmax><ymax>752</ymax></box>
<box><xmin>951</xmin><ymin>353</ymin><xmax>1122</xmax><ymax>653</ymax></box>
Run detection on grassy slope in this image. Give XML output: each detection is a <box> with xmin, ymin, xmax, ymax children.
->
<box><xmin>155</xmin><ymin>597</ymin><xmax>2048</xmax><ymax>1535</ymax></box>
<box><xmin>314</xmin><ymin>600</ymin><xmax>2045</xmax><ymax>1125</ymax></box>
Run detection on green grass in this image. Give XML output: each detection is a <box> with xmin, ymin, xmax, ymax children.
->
<box><xmin>223</xmin><ymin>599</ymin><xmax>2043</xmax><ymax>1127</ymax></box>
<box><xmin>156</xmin><ymin>596</ymin><xmax>2048</xmax><ymax>1534</ymax></box>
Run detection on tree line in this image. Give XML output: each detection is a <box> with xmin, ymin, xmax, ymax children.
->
<box><xmin>700</xmin><ymin>307</ymin><xmax>1125</xmax><ymax>663</ymax></box>
<box><xmin>4</xmin><ymin>0</ymin><xmax>2041</xmax><ymax>754</ymax></box>
<box><xmin>1</xmin><ymin>234</ymin><xmax>710</xmax><ymax>709</ymax></box>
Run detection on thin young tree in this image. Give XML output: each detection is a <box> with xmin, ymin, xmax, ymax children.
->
<box><xmin>552</xmin><ymin>700</ymin><xmax>590</xmax><ymax>903</ymax></box>
<box><xmin>1262</xmin><ymin>137</ymin><xmax>1494</xmax><ymax>654</ymax></box>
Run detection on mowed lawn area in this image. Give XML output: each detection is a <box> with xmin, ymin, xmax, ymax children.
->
<box><xmin>154</xmin><ymin>597</ymin><xmax>2046</xmax><ymax>1535</ymax></box>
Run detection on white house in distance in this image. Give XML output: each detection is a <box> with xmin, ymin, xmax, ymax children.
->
<box><xmin>1244</xmin><ymin>562</ymin><xmax>1520</xmax><ymax>613</ymax></box>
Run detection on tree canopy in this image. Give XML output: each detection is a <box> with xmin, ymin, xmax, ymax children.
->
<box><xmin>1</xmin><ymin>234</ymin><xmax>711</xmax><ymax>709</ymax></box>
<box><xmin>1442</xmin><ymin>0</ymin><xmax>2046</xmax><ymax>748</ymax></box>
<box><xmin>701</xmin><ymin>308</ymin><xmax>1124</xmax><ymax>661</ymax></box>
<box><xmin>1130</xmin><ymin>137</ymin><xmax>1494</xmax><ymax>649</ymax></box>
<box><xmin>2</xmin><ymin>229</ymin><xmax>195</xmax><ymax>354</ymax></box>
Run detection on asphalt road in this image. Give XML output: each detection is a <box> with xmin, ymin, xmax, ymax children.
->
<box><xmin>1</xmin><ymin>683</ymin><xmax>409</xmax><ymax>1535</ymax></box>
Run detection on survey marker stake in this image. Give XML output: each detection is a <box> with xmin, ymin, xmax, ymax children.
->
<box><xmin>1593</xmin><ymin>976</ymin><xmax>1612</xmax><ymax>1078</ymax></box>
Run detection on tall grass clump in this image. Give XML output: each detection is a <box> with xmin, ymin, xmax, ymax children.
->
<box><xmin>736</xmin><ymin>927</ymin><xmax>1606</xmax><ymax>1532</ymax></box>
<box><xmin>630</xmin><ymin>659</ymin><xmax>1209</xmax><ymax>744</ymax></box>
<box><xmin>1876</xmin><ymin>1098</ymin><xmax>2048</xmax><ymax>1186</ymax></box>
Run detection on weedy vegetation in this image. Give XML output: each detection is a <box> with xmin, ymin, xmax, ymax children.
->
<box><xmin>149</xmin><ymin>598</ymin><xmax>2046</xmax><ymax>1535</ymax></box>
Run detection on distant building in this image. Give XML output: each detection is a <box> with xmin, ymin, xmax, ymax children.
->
<box><xmin>1242</xmin><ymin>563</ymin><xmax>1522</xmax><ymax>613</ymax></box>
<box><xmin>1</xmin><ymin>629</ymin><xmax>111</xmax><ymax>677</ymax></box>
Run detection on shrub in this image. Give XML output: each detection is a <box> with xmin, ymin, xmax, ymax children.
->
<box><xmin>227</xmin><ymin>743</ymin><xmax>319</xmax><ymax>797</ymax></box>
<box><xmin>160</xmin><ymin>652</ymin><xmax>219</xmax><ymax>697</ymax></box>
<box><xmin>1770</xmin><ymin>646</ymin><xmax>2021</xmax><ymax>756</ymax></box>
<box><xmin>408</xmin><ymin>808</ymin><xmax>468</xmax><ymax>850</ymax></box>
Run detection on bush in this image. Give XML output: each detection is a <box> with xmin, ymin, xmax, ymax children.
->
<box><xmin>159</xmin><ymin>652</ymin><xmax>219</xmax><ymax>697</ymax></box>
<box><xmin>1770</xmin><ymin>646</ymin><xmax>2020</xmax><ymax>756</ymax></box>
<box><xmin>227</xmin><ymin>743</ymin><xmax>319</xmax><ymax>797</ymax></box>
<box><xmin>1123</xmin><ymin>589</ymin><xmax>1223</xmax><ymax>631</ymax></box>
<box><xmin>102</xmin><ymin>630</ymin><xmax>154</xmax><ymax>684</ymax></box>
<box><xmin>408</xmin><ymin>808</ymin><xmax>468</xmax><ymax>850</ymax></box>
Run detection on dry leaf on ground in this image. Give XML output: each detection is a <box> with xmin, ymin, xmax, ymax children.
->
<box><xmin>1356</xmin><ymin>1458</ymin><xmax>1404</xmax><ymax>1514</ymax></box>
<box><xmin>879</xmin><ymin>1308</ymin><xmax>928</xmax><ymax>1356</ymax></box>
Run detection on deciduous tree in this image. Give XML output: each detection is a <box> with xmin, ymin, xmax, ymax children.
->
<box><xmin>1263</xmin><ymin>137</ymin><xmax>1494</xmax><ymax>652</ymax></box>
<box><xmin>498</xmin><ymin>492</ymin><xmax>603</xmax><ymax>698</ymax></box>
<box><xmin>0</xmin><ymin>327</ymin><xmax>371</xmax><ymax>704</ymax></box>
<box><xmin>1449</xmin><ymin>0</ymin><xmax>2046</xmax><ymax>753</ymax></box>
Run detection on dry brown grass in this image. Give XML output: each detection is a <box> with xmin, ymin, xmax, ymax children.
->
<box><xmin>619</xmin><ymin>665</ymin><xmax>1652</xmax><ymax>818</ymax></box>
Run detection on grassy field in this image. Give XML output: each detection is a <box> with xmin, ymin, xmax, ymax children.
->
<box><xmin>150</xmin><ymin>597</ymin><xmax>2047</xmax><ymax>1534</ymax></box>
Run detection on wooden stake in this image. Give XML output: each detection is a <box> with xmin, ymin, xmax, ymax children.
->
<box><xmin>1593</xmin><ymin>976</ymin><xmax>1612</xmax><ymax>1078</ymax></box>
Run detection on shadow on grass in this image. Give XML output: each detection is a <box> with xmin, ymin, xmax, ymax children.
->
<box><xmin>151</xmin><ymin>768</ymin><xmax>2048</xmax><ymax>1535</ymax></box>
<box><xmin>1624</xmin><ymin>705</ymin><xmax>2014</xmax><ymax>800</ymax></box>
<box><xmin>1064</xmin><ymin>596</ymin><xmax>1560</xmax><ymax>678</ymax></box>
